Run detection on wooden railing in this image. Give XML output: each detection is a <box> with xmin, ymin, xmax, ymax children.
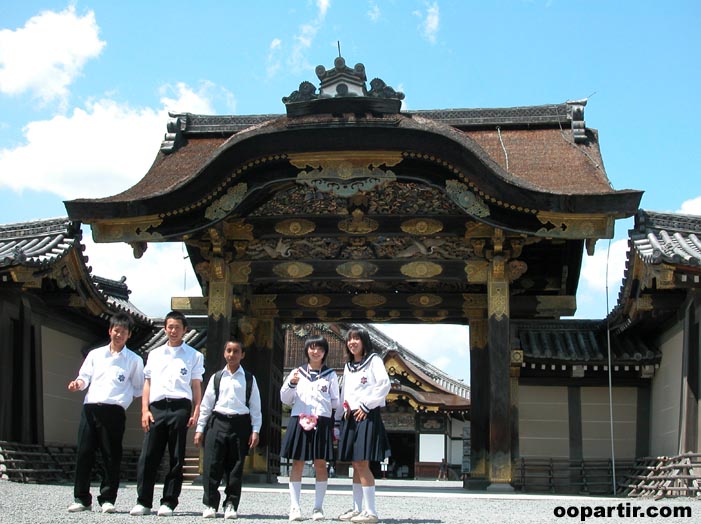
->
<box><xmin>622</xmin><ymin>453</ymin><xmax>701</xmax><ymax>499</ymax></box>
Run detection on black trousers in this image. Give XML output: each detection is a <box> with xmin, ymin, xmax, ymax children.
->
<box><xmin>202</xmin><ymin>413</ymin><xmax>251</xmax><ymax>511</ymax></box>
<box><xmin>73</xmin><ymin>403</ymin><xmax>126</xmax><ymax>506</ymax></box>
<box><xmin>136</xmin><ymin>398</ymin><xmax>191</xmax><ymax>509</ymax></box>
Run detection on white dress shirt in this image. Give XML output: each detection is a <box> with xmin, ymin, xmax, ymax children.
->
<box><xmin>144</xmin><ymin>342</ymin><xmax>204</xmax><ymax>402</ymax></box>
<box><xmin>280</xmin><ymin>365</ymin><xmax>339</xmax><ymax>418</ymax></box>
<box><xmin>76</xmin><ymin>344</ymin><xmax>144</xmax><ymax>410</ymax></box>
<box><xmin>196</xmin><ymin>365</ymin><xmax>262</xmax><ymax>434</ymax></box>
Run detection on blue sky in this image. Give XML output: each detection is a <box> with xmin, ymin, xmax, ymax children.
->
<box><xmin>1</xmin><ymin>1</ymin><xmax>699</xmax><ymax>383</ymax></box>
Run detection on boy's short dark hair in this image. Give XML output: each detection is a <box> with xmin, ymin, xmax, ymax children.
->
<box><xmin>165</xmin><ymin>310</ymin><xmax>188</xmax><ymax>329</ymax></box>
<box><xmin>224</xmin><ymin>340</ymin><xmax>245</xmax><ymax>353</ymax></box>
<box><xmin>110</xmin><ymin>312</ymin><xmax>134</xmax><ymax>332</ymax></box>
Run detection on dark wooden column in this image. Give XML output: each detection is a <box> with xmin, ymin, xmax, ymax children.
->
<box><xmin>467</xmin><ymin>318</ymin><xmax>489</xmax><ymax>489</ymax></box>
<box><xmin>487</xmin><ymin>255</ymin><xmax>513</xmax><ymax>491</ymax></box>
<box><xmin>205</xmin><ymin>257</ymin><xmax>233</xmax><ymax>382</ymax></box>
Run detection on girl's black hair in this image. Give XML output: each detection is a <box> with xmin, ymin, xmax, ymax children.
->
<box><xmin>344</xmin><ymin>325</ymin><xmax>375</xmax><ymax>363</ymax></box>
<box><xmin>304</xmin><ymin>335</ymin><xmax>329</xmax><ymax>364</ymax></box>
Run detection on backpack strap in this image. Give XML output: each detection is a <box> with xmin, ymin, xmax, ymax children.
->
<box><xmin>214</xmin><ymin>368</ymin><xmax>254</xmax><ymax>408</ymax></box>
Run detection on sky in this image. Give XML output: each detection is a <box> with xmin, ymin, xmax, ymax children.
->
<box><xmin>1</xmin><ymin>1</ymin><xmax>700</xmax><ymax>385</ymax></box>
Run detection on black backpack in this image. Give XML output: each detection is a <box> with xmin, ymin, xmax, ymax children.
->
<box><xmin>212</xmin><ymin>367</ymin><xmax>254</xmax><ymax>408</ymax></box>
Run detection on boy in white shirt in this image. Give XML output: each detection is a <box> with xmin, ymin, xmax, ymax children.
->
<box><xmin>130</xmin><ymin>311</ymin><xmax>204</xmax><ymax>517</ymax></box>
<box><xmin>67</xmin><ymin>313</ymin><xmax>144</xmax><ymax>514</ymax></box>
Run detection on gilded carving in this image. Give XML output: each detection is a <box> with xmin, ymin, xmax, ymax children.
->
<box><xmin>229</xmin><ymin>262</ymin><xmax>252</xmax><ymax>284</ymax></box>
<box><xmin>407</xmin><ymin>294</ymin><xmax>442</xmax><ymax>308</ymax></box>
<box><xmin>352</xmin><ymin>294</ymin><xmax>387</xmax><ymax>308</ymax></box>
<box><xmin>465</xmin><ymin>259</ymin><xmax>489</xmax><ymax>283</ymax></box>
<box><xmin>92</xmin><ymin>217</ymin><xmax>164</xmax><ymax>243</ymax></box>
<box><xmin>273</xmin><ymin>261</ymin><xmax>314</xmax><ymax>279</ymax></box>
<box><xmin>535</xmin><ymin>212</ymin><xmax>613</xmax><ymax>239</ymax></box>
<box><xmin>507</xmin><ymin>260</ymin><xmax>528</xmax><ymax>281</ymax></box>
<box><xmin>338</xmin><ymin>209</ymin><xmax>379</xmax><ymax>235</ymax></box>
<box><xmin>511</xmin><ymin>349</ymin><xmax>524</xmax><ymax>365</ymax></box>
<box><xmin>289</xmin><ymin>151</ymin><xmax>402</xmax><ymax>198</ymax></box>
<box><xmin>296</xmin><ymin>294</ymin><xmax>331</xmax><ymax>308</ymax></box>
<box><xmin>336</xmin><ymin>261</ymin><xmax>378</xmax><ymax>279</ymax></box>
<box><xmin>401</xmin><ymin>218</ymin><xmax>444</xmax><ymax>235</ymax></box>
<box><xmin>205</xmin><ymin>183</ymin><xmax>248</xmax><ymax>221</ymax></box>
<box><xmin>223</xmin><ymin>219</ymin><xmax>254</xmax><ymax>240</ymax></box>
<box><xmin>208</xmin><ymin>280</ymin><xmax>231</xmax><ymax>320</ymax></box>
<box><xmin>636</xmin><ymin>295</ymin><xmax>654</xmax><ymax>311</ymax></box>
<box><xmin>400</xmin><ymin>261</ymin><xmax>442</xmax><ymax>279</ymax></box>
<box><xmin>465</xmin><ymin>221</ymin><xmax>493</xmax><ymax>238</ymax></box>
<box><xmin>488</xmin><ymin>281</ymin><xmax>509</xmax><ymax>320</ymax></box>
<box><xmin>445</xmin><ymin>180</ymin><xmax>490</xmax><ymax>217</ymax></box>
<box><xmin>275</xmin><ymin>219</ymin><xmax>316</xmax><ymax>236</ymax></box>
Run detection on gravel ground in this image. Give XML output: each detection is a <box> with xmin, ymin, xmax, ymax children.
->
<box><xmin>1</xmin><ymin>479</ymin><xmax>700</xmax><ymax>524</ymax></box>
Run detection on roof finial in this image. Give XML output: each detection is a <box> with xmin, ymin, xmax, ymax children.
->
<box><xmin>337</xmin><ymin>40</ymin><xmax>341</xmax><ymax>58</ymax></box>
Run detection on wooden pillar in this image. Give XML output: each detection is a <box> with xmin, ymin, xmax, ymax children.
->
<box><xmin>467</xmin><ymin>319</ymin><xmax>489</xmax><ymax>489</ymax></box>
<box><xmin>487</xmin><ymin>255</ymin><xmax>513</xmax><ymax>491</ymax></box>
<box><xmin>205</xmin><ymin>257</ymin><xmax>233</xmax><ymax>383</ymax></box>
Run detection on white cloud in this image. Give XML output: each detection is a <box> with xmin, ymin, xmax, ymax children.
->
<box><xmin>372</xmin><ymin>324</ymin><xmax>470</xmax><ymax>382</ymax></box>
<box><xmin>288</xmin><ymin>1</ymin><xmax>330</xmax><ymax>73</ymax></box>
<box><xmin>414</xmin><ymin>2</ymin><xmax>440</xmax><ymax>44</ymax></box>
<box><xmin>678</xmin><ymin>196</ymin><xmax>701</xmax><ymax>215</ymax></box>
<box><xmin>580</xmin><ymin>238</ymin><xmax>628</xmax><ymax>294</ymax></box>
<box><xmin>82</xmin><ymin>231</ymin><xmax>202</xmax><ymax>318</ymax></box>
<box><xmin>0</xmin><ymin>6</ymin><xmax>105</xmax><ymax>105</ymax></box>
<box><xmin>267</xmin><ymin>38</ymin><xmax>283</xmax><ymax>79</ymax></box>
<box><xmin>368</xmin><ymin>2</ymin><xmax>381</xmax><ymax>22</ymax></box>
<box><xmin>0</xmin><ymin>82</ymin><xmax>229</xmax><ymax>199</ymax></box>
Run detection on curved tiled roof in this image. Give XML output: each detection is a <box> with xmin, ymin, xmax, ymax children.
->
<box><xmin>514</xmin><ymin>319</ymin><xmax>661</xmax><ymax>367</ymax></box>
<box><xmin>137</xmin><ymin>323</ymin><xmax>208</xmax><ymax>354</ymax></box>
<box><xmin>0</xmin><ymin>217</ymin><xmax>78</xmax><ymax>268</ymax></box>
<box><xmin>0</xmin><ymin>217</ymin><xmax>152</xmax><ymax>327</ymax></box>
<box><xmin>631</xmin><ymin>210</ymin><xmax>701</xmax><ymax>266</ymax></box>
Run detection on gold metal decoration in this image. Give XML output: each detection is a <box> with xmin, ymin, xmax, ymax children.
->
<box><xmin>91</xmin><ymin>216</ymin><xmax>164</xmax><ymax>243</ymax></box>
<box><xmin>171</xmin><ymin>296</ymin><xmax>207</xmax><ymax>314</ymax></box>
<box><xmin>336</xmin><ymin>261</ymin><xmax>378</xmax><ymax>279</ymax></box>
<box><xmin>289</xmin><ymin>151</ymin><xmax>402</xmax><ymax>198</ymax></box>
<box><xmin>352</xmin><ymin>294</ymin><xmax>386</xmax><ymax>308</ymax></box>
<box><xmin>338</xmin><ymin>209</ymin><xmax>379</xmax><ymax>235</ymax></box>
<box><xmin>488</xmin><ymin>281</ymin><xmax>509</xmax><ymax>321</ymax></box>
<box><xmin>205</xmin><ymin>183</ymin><xmax>248</xmax><ymax>221</ymax></box>
<box><xmin>223</xmin><ymin>219</ymin><xmax>254</xmax><ymax>240</ymax></box>
<box><xmin>535</xmin><ymin>211</ymin><xmax>613</xmax><ymax>239</ymax></box>
<box><xmin>229</xmin><ymin>262</ymin><xmax>252</xmax><ymax>284</ymax></box>
<box><xmin>465</xmin><ymin>221</ymin><xmax>493</xmax><ymax>238</ymax></box>
<box><xmin>465</xmin><ymin>259</ymin><xmax>489</xmax><ymax>283</ymax></box>
<box><xmin>511</xmin><ymin>349</ymin><xmax>524</xmax><ymax>365</ymax></box>
<box><xmin>636</xmin><ymin>295</ymin><xmax>654</xmax><ymax>311</ymax></box>
<box><xmin>275</xmin><ymin>219</ymin><xmax>316</xmax><ymax>236</ymax></box>
<box><xmin>445</xmin><ymin>180</ymin><xmax>490</xmax><ymax>218</ymax></box>
<box><xmin>400</xmin><ymin>261</ymin><xmax>442</xmax><ymax>279</ymax></box>
<box><xmin>296</xmin><ymin>294</ymin><xmax>331</xmax><ymax>308</ymax></box>
<box><xmin>407</xmin><ymin>294</ymin><xmax>442</xmax><ymax>308</ymax></box>
<box><xmin>208</xmin><ymin>280</ymin><xmax>231</xmax><ymax>320</ymax></box>
<box><xmin>273</xmin><ymin>261</ymin><xmax>314</xmax><ymax>279</ymax></box>
<box><xmin>401</xmin><ymin>218</ymin><xmax>444</xmax><ymax>235</ymax></box>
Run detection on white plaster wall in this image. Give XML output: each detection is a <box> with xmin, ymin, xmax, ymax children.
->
<box><xmin>650</xmin><ymin>324</ymin><xmax>684</xmax><ymax>456</ymax></box>
<box><xmin>581</xmin><ymin>387</ymin><xmax>637</xmax><ymax>459</ymax></box>
<box><xmin>518</xmin><ymin>385</ymin><xmax>569</xmax><ymax>458</ymax></box>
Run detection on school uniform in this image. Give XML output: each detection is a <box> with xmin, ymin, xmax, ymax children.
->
<box><xmin>136</xmin><ymin>342</ymin><xmax>204</xmax><ymax>510</ymax></box>
<box><xmin>72</xmin><ymin>344</ymin><xmax>144</xmax><ymax>507</ymax></box>
<box><xmin>196</xmin><ymin>365</ymin><xmax>262</xmax><ymax>512</ymax></box>
<box><xmin>280</xmin><ymin>365</ymin><xmax>339</xmax><ymax>461</ymax></box>
<box><xmin>337</xmin><ymin>353</ymin><xmax>391</xmax><ymax>462</ymax></box>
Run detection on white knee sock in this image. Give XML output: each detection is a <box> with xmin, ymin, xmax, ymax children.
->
<box><xmin>289</xmin><ymin>481</ymin><xmax>302</xmax><ymax>510</ymax></box>
<box><xmin>314</xmin><ymin>481</ymin><xmax>327</xmax><ymax>510</ymax></box>
<box><xmin>362</xmin><ymin>485</ymin><xmax>377</xmax><ymax>516</ymax></box>
<box><xmin>352</xmin><ymin>483</ymin><xmax>363</xmax><ymax>512</ymax></box>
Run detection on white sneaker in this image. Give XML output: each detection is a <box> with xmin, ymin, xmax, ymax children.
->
<box><xmin>203</xmin><ymin>507</ymin><xmax>217</xmax><ymax>518</ymax></box>
<box><xmin>338</xmin><ymin>509</ymin><xmax>361</xmax><ymax>521</ymax></box>
<box><xmin>350</xmin><ymin>511</ymin><xmax>379</xmax><ymax>523</ymax></box>
<box><xmin>130</xmin><ymin>504</ymin><xmax>151</xmax><ymax>516</ymax></box>
<box><xmin>67</xmin><ymin>502</ymin><xmax>91</xmax><ymax>512</ymax></box>
<box><xmin>312</xmin><ymin>507</ymin><xmax>325</xmax><ymax>521</ymax></box>
<box><xmin>224</xmin><ymin>503</ymin><xmax>238</xmax><ymax>519</ymax></box>
<box><xmin>288</xmin><ymin>507</ymin><xmax>303</xmax><ymax>521</ymax></box>
<box><xmin>157</xmin><ymin>505</ymin><xmax>174</xmax><ymax>517</ymax></box>
<box><xmin>101</xmin><ymin>502</ymin><xmax>116</xmax><ymax>513</ymax></box>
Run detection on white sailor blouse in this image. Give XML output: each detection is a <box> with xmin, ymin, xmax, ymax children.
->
<box><xmin>339</xmin><ymin>353</ymin><xmax>391</xmax><ymax>414</ymax></box>
<box><xmin>280</xmin><ymin>365</ymin><xmax>340</xmax><ymax>418</ymax></box>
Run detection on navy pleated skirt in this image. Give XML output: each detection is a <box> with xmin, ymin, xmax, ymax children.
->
<box><xmin>281</xmin><ymin>415</ymin><xmax>335</xmax><ymax>461</ymax></box>
<box><xmin>337</xmin><ymin>407</ymin><xmax>391</xmax><ymax>462</ymax></box>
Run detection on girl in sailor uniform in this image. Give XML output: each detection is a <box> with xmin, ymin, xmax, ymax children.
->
<box><xmin>280</xmin><ymin>335</ymin><xmax>340</xmax><ymax>522</ymax></box>
<box><xmin>336</xmin><ymin>325</ymin><xmax>391</xmax><ymax>524</ymax></box>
